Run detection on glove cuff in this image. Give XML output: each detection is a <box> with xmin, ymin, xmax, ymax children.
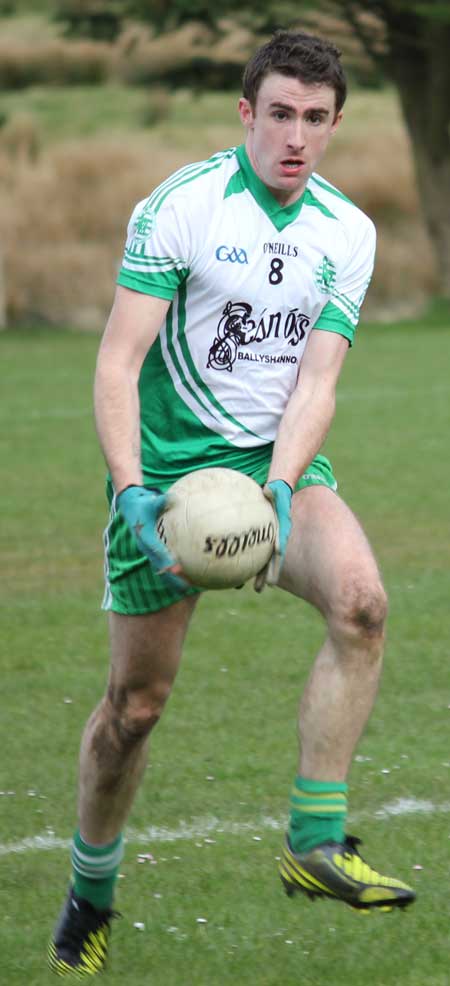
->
<box><xmin>117</xmin><ymin>483</ymin><xmax>142</xmax><ymax>500</ymax></box>
<box><xmin>269</xmin><ymin>479</ymin><xmax>293</xmax><ymax>494</ymax></box>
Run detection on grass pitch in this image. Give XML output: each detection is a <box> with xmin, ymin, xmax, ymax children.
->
<box><xmin>1</xmin><ymin>308</ymin><xmax>450</xmax><ymax>985</ymax></box>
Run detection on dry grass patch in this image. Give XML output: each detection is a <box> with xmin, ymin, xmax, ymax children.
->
<box><xmin>0</xmin><ymin>88</ymin><xmax>437</xmax><ymax>327</ymax></box>
<box><xmin>0</xmin><ymin>37</ymin><xmax>112</xmax><ymax>88</ymax></box>
<box><xmin>0</xmin><ymin>136</ymin><xmax>203</xmax><ymax>327</ymax></box>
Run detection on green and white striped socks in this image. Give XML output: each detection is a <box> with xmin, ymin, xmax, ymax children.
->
<box><xmin>71</xmin><ymin>830</ymin><xmax>124</xmax><ymax>910</ymax></box>
<box><xmin>288</xmin><ymin>777</ymin><xmax>348</xmax><ymax>854</ymax></box>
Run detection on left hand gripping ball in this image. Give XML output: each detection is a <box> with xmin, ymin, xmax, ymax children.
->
<box><xmin>157</xmin><ymin>467</ymin><xmax>278</xmax><ymax>589</ymax></box>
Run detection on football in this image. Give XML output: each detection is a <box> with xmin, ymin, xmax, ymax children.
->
<box><xmin>157</xmin><ymin>467</ymin><xmax>278</xmax><ymax>589</ymax></box>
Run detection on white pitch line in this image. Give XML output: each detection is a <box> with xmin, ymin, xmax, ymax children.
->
<box><xmin>0</xmin><ymin>798</ymin><xmax>448</xmax><ymax>858</ymax></box>
<box><xmin>374</xmin><ymin>797</ymin><xmax>450</xmax><ymax>818</ymax></box>
<box><xmin>0</xmin><ymin>818</ymin><xmax>276</xmax><ymax>857</ymax></box>
<box><xmin>0</xmin><ymin>834</ymin><xmax>71</xmax><ymax>856</ymax></box>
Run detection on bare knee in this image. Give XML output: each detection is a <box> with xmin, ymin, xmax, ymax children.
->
<box><xmin>105</xmin><ymin>679</ymin><xmax>172</xmax><ymax>749</ymax></box>
<box><xmin>349</xmin><ymin>580</ymin><xmax>387</xmax><ymax>638</ymax></box>
<box><xmin>330</xmin><ymin>576</ymin><xmax>388</xmax><ymax>653</ymax></box>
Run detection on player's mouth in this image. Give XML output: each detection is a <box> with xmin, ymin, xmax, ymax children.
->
<box><xmin>279</xmin><ymin>158</ymin><xmax>305</xmax><ymax>176</ymax></box>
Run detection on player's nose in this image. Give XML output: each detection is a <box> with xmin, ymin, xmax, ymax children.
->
<box><xmin>287</xmin><ymin>119</ymin><xmax>306</xmax><ymax>151</ymax></box>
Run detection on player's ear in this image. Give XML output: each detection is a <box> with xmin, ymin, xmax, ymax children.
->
<box><xmin>331</xmin><ymin>110</ymin><xmax>343</xmax><ymax>135</ymax></box>
<box><xmin>239</xmin><ymin>97</ymin><xmax>255</xmax><ymax>129</ymax></box>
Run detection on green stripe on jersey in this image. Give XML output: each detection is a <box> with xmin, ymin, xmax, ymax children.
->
<box><xmin>168</xmin><ymin>280</ymin><xmax>264</xmax><ymax>442</ymax></box>
<box><xmin>224</xmin><ymin>168</ymin><xmax>246</xmax><ymax>199</ymax></box>
<box><xmin>140</xmin><ymin>147</ymin><xmax>237</xmax><ymax>221</ymax></box>
<box><xmin>330</xmin><ymin>287</ymin><xmax>360</xmax><ymax>322</ymax></box>
<box><xmin>310</xmin><ymin>173</ymin><xmax>356</xmax><ymax>207</ymax></box>
<box><xmin>235</xmin><ymin>144</ymin><xmax>305</xmax><ymax>232</ymax></box>
<box><xmin>314</xmin><ymin>301</ymin><xmax>355</xmax><ymax>344</ymax></box>
<box><xmin>165</xmin><ymin>300</ymin><xmax>222</xmax><ymax>424</ymax></box>
<box><xmin>117</xmin><ymin>269</ymin><xmax>181</xmax><ymax>300</ymax></box>
<box><xmin>303</xmin><ymin>188</ymin><xmax>337</xmax><ymax>220</ymax></box>
<box><xmin>138</xmin><ymin>337</ymin><xmax>274</xmax><ymax>486</ymax></box>
<box><xmin>122</xmin><ymin>250</ymin><xmax>188</xmax><ymax>270</ymax></box>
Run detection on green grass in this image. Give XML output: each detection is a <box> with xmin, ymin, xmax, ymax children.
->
<box><xmin>0</xmin><ymin>84</ymin><xmax>156</xmax><ymax>141</ymax></box>
<box><xmin>1</xmin><ymin>311</ymin><xmax>450</xmax><ymax>984</ymax></box>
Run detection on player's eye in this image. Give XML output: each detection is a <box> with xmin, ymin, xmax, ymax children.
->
<box><xmin>307</xmin><ymin>113</ymin><xmax>325</xmax><ymax>125</ymax></box>
<box><xmin>272</xmin><ymin>110</ymin><xmax>288</xmax><ymax>121</ymax></box>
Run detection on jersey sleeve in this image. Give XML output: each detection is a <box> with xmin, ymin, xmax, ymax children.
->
<box><xmin>314</xmin><ymin>217</ymin><xmax>376</xmax><ymax>345</ymax></box>
<box><xmin>117</xmin><ymin>194</ymin><xmax>191</xmax><ymax>300</ymax></box>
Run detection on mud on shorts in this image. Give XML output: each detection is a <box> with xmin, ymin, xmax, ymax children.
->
<box><xmin>102</xmin><ymin>454</ymin><xmax>337</xmax><ymax>616</ymax></box>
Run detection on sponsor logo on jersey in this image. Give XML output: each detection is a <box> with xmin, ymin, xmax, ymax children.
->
<box><xmin>237</xmin><ymin>352</ymin><xmax>298</xmax><ymax>365</ymax></box>
<box><xmin>263</xmin><ymin>241</ymin><xmax>299</xmax><ymax>258</ymax></box>
<box><xmin>206</xmin><ymin>300</ymin><xmax>310</xmax><ymax>372</ymax></box>
<box><xmin>215</xmin><ymin>245</ymin><xmax>248</xmax><ymax>264</ymax></box>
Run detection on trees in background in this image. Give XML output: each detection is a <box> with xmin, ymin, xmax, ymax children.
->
<box><xmin>53</xmin><ymin>0</ymin><xmax>450</xmax><ymax>294</ymax></box>
<box><xmin>330</xmin><ymin>1</ymin><xmax>450</xmax><ymax>297</ymax></box>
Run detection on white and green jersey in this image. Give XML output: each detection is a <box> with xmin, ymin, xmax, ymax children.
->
<box><xmin>117</xmin><ymin>145</ymin><xmax>375</xmax><ymax>487</ymax></box>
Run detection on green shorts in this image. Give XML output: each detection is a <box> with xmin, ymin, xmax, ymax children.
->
<box><xmin>102</xmin><ymin>454</ymin><xmax>337</xmax><ymax>615</ymax></box>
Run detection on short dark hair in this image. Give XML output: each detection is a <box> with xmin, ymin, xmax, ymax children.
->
<box><xmin>242</xmin><ymin>29</ymin><xmax>347</xmax><ymax>117</ymax></box>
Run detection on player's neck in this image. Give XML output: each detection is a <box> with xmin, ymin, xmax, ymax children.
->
<box><xmin>244</xmin><ymin>141</ymin><xmax>307</xmax><ymax>208</ymax></box>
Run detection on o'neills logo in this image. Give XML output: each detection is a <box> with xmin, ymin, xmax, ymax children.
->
<box><xmin>263</xmin><ymin>241</ymin><xmax>299</xmax><ymax>258</ymax></box>
<box><xmin>203</xmin><ymin>523</ymin><xmax>276</xmax><ymax>558</ymax></box>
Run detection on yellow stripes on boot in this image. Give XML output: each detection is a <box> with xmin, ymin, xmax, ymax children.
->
<box><xmin>48</xmin><ymin>925</ymin><xmax>109</xmax><ymax>978</ymax></box>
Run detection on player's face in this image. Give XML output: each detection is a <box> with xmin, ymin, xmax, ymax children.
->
<box><xmin>239</xmin><ymin>72</ymin><xmax>343</xmax><ymax>206</ymax></box>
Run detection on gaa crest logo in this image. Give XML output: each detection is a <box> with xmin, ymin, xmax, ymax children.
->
<box><xmin>215</xmin><ymin>245</ymin><xmax>248</xmax><ymax>264</ymax></box>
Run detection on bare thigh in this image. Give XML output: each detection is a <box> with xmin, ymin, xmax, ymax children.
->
<box><xmin>278</xmin><ymin>486</ymin><xmax>385</xmax><ymax>621</ymax></box>
<box><xmin>107</xmin><ymin>595</ymin><xmax>199</xmax><ymax>713</ymax></box>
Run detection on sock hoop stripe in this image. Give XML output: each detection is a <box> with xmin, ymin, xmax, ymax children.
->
<box><xmin>72</xmin><ymin>861</ymin><xmax>121</xmax><ymax>879</ymax></box>
<box><xmin>293</xmin><ymin>778</ymin><xmax>348</xmax><ymax>794</ymax></box>
<box><xmin>291</xmin><ymin>803</ymin><xmax>348</xmax><ymax>815</ymax></box>
<box><xmin>71</xmin><ymin>832</ymin><xmax>124</xmax><ymax>884</ymax></box>
<box><xmin>291</xmin><ymin>790</ymin><xmax>347</xmax><ymax>804</ymax></box>
<box><xmin>72</xmin><ymin>845</ymin><xmax>124</xmax><ymax>869</ymax></box>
